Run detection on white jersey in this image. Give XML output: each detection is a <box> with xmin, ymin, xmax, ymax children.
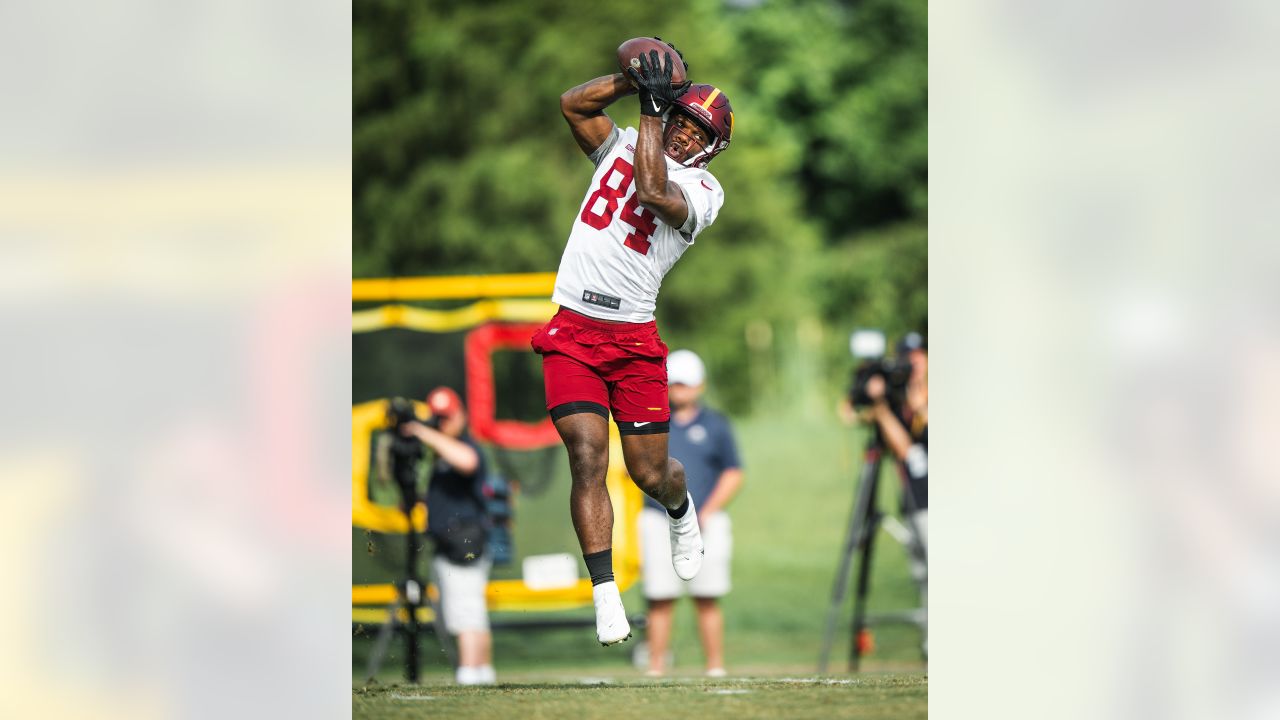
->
<box><xmin>552</xmin><ymin>126</ymin><xmax>724</xmax><ymax>322</ymax></box>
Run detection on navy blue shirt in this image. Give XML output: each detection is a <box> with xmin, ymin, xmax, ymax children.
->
<box><xmin>646</xmin><ymin>406</ymin><xmax>741</xmax><ymax>512</ymax></box>
<box><xmin>425</xmin><ymin>431</ymin><xmax>488</xmax><ymax>537</ymax></box>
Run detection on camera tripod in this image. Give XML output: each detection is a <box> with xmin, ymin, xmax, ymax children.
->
<box><xmin>817</xmin><ymin>428</ymin><xmax>927</xmax><ymax>673</ymax></box>
<box><xmin>361</xmin><ymin>509</ymin><xmax>457</xmax><ymax>683</ymax></box>
<box><xmin>363</xmin><ymin>438</ymin><xmax>457</xmax><ymax>683</ymax></box>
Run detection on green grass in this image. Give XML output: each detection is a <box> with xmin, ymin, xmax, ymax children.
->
<box><xmin>353</xmin><ymin>672</ymin><xmax>927</xmax><ymax>720</ymax></box>
<box><xmin>355</xmin><ymin>414</ymin><xmax>925</xmax><ymax>683</ymax></box>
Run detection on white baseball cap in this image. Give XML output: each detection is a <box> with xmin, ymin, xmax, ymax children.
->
<box><xmin>667</xmin><ymin>349</ymin><xmax>706</xmax><ymax>386</ymax></box>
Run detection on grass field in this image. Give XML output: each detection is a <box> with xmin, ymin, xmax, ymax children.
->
<box><xmin>354</xmin><ymin>413</ymin><xmax>926</xmax><ymax>714</ymax></box>
<box><xmin>353</xmin><ymin>672</ymin><xmax>927</xmax><ymax>719</ymax></box>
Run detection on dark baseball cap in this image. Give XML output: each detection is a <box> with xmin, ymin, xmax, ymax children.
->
<box><xmin>897</xmin><ymin>332</ymin><xmax>926</xmax><ymax>353</ymax></box>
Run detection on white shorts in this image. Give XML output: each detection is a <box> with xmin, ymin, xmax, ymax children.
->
<box><xmin>432</xmin><ymin>556</ymin><xmax>491</xmax><ymax>634</ymax></box>
<box><xmin>639</xmin><ymin>508</ymin><xmax>732</xmax><ymax>600</ymax></box>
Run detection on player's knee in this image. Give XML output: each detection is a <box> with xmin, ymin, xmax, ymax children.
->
<box><xmin>565</xmin><ymin>439</ymin><xmax>609</xmax><ymax>482</ymax></box>
<box><xmin>629</xmin><ymin>462</ymin><xmax>666</xmax><ymax>493</ymax></box>
<box><xmin>667</xmin><ymin>457</ymin><xmax>686</xmax><ymax>483</ymax></box>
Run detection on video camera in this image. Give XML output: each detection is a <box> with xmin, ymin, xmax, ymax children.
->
<box><xmin>385</xmin><ymin>397</ymin><xmax>428</xmax><ymax>511</ymax></box>
<box><xmin>387</xmin><ymin>397</ymin><xmax>441</xmax><ymax>434</ymax></box>
<box><xmin>847</xmin><ymin>329</ymin><xmax>912</xmax><ymax>411</ymax></box>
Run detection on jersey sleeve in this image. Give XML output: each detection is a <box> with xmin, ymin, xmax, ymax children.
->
<box><xmin>588</xmin><ymin>126</ymin><xmax>622</xmax><ymax>167</ymax></box>
<box><xmin>672</xmin><ymin>171</ymin><xmax>724</xmax><ymax>243</ymax></box>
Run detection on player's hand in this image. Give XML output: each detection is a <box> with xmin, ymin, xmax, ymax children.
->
<box><xmin>651</xmin><ymin>37</ymin><xmax>689</xmax><ymax>74</ymax></box>
<box><xmin>627</xmin><ymin>50</ymin><xmax>691</xmax><ymax>117</ymax></box>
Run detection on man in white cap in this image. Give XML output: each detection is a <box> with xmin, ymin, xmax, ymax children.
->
<box><xmin>639</xmin><ymin>349</ymin><xmax>744</xmax><ymax>677</ymax></box>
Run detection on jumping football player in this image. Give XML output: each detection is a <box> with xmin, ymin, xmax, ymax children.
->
<box><xmin>530</xmin><ymin>43</ymin><xmax>734</xmax><ymax>645</ymax></box>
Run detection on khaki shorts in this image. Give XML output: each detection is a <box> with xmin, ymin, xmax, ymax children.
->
<box><xmin>639</xmin><ymin>508</ymin><xmax>732</xmax><ymax>600</ymax></box>
<box><xmin>432</xmin><ymin>556</ymin><xmax>491</xmax><ymax>634</ymax></box>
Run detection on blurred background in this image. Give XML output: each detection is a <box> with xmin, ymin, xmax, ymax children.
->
<box><xmin>3</xmin><ymin>0</ymin><xmax>1271</xmax><ymax>714</ymax></box>
<box><xmin>351</xmin><ymin>0</ymin><xmax>927</xmax><ymax>681</ymax></box>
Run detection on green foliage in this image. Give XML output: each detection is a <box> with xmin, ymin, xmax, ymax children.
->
<box><xmin>354</xmin><ymin>0</ymin><xmax>927</xmax><ymax>414</ymax></box>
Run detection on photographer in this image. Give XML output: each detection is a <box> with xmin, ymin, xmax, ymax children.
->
<box><xmin>398</xmin><ymin>387</ymin><xmax>496</xmax><ymax>686</ymax></box>
<box><xmin>864</xmin><ymin>333</ymin><xmax>928</xmax><ymax>554</ymax></box>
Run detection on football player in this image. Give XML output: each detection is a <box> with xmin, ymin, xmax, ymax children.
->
<box><xmin>530</xmin><ymin>42</ymin><xmax>734</xmax><ymax>645</ymax></box>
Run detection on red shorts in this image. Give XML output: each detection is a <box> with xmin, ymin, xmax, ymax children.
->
<box><xmin>530</xmin><ymin>308</ymin><xmax>670</xmax><ymax>424</ymax></box>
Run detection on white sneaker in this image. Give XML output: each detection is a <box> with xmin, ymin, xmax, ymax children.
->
<box><xmin>706</xmin><ymin>667</ymin><xmax>727</xmax><ymax>678</ymax></box>
<box><xmin>592</xmin><ymin>581</ymin><xmax>632</xmax><ymax>646</ymax></box>
<box><xmin>457</xmin><ymin>664</ymin><xmax>496</xmax><ymax>685</ymax></box>
<box><xmin>668</xmin><ymin>492</ymin><xmax>704</xmax><ymax>580</ymax></box>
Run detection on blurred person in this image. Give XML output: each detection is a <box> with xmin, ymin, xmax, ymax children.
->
<box><xmin>640</xmin><ymin>350</ymin><xmax>743</xmax><ymax>677</ymax></box>
<box><xmin>863</xmin><ymin>333</ymin><xmax>929</xmax><ymax>583</ymax></box>
<box><xmin>398</xmin><ymin>387</ymin><xmax>495</xmax><ymax>686</ymax></box>
<box><xmin>530</xmin><ymin>41</ymin><xmax>734</xmax><ymax>645</ymax></box>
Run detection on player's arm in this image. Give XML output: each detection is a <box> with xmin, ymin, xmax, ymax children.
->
<box><xmin>633</xmin><ymin>115</ymin><xmax>689</xmax><ymax>228</ymax></box>
<box><xmin>628</xmin><ymin>51</ymin><xmax>692</xmax><ymax>228</ymax></box>
<box><xmin>560</xmin><ymin>73</ymin><xmax>635</xmax><ymax>155</ymax></box>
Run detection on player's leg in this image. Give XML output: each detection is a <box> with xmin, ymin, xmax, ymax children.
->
<box><xmin>619</xmin><ymin>432</ymin><xmax>703</xmax><ymax>580</ymax></box>
<box><xmin>693</xmin><ymin>597</ymin><xmax>725</xmax><ymax>676</ymax></box>
<box><xmin>612</xmin><ymin>355</ymin><xmax>703</xmax><ymax>581</ymax></box>
<box><xmin>541</xmin><ymin>351</ymin><xmax>615</xmax><ymax>554</ymax></box>
<box><xmin>541</xmin><ymin>351</ymin><xmax>631</xmax><ymax>645</ymax></box>
<box><xmin>553</xmin><ymin>410</ymin><xmax>613</xmax><ymax>554</ymax></box>
<box><xmin>619</xmin><ymin>431</ymin><xmax>687</xmax><ymax>508</ymax></box>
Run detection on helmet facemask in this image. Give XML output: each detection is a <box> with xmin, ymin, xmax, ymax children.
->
<box><xmin>662</xmin><ymin>110</ymin><xmax>717</xmax><ymax>168</ymax></box>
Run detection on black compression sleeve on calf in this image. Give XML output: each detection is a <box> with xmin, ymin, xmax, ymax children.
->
<box><xmin>667</xmin><ymin>496</ymin><xmax>690</xmax><ymax>520</ymax></box>
<box><xmin>583</xmin><ymin>548</ymin><xmax>615</xmax><ymax>586</ymax></box>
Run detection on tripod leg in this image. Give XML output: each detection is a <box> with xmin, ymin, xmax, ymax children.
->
<box><xmin>849</xmin><ymin>507</ymin><xmax>881</xmax><ymax>671</ymax></box>
<box><xmin>849</xmin><ymin>457</ymin><xmax>883</xmax><ymax>672</ymax></box>
<box><xmin>818</xmin><ymin>450</ymin><xmax>880</xmax><ymax>673</ymax></box>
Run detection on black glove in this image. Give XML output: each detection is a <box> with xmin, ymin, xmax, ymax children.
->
<box><xmin>652</xmin><ymin>37</ymin><xmax>690</xmax><ymax>75</ymax></box>
<box><xmin>627</xmin><ymin>50</ymin><xmax>691</xmax><ymax>117</ymax></box>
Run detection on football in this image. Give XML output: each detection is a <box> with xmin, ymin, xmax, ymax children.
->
<box><xmin>617</xmin><ymin>37</ymin><xmax>687</xmax><ymax>86</ymax></box>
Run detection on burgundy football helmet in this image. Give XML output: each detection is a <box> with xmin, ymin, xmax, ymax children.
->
<box><xmin>665</xmin><ymin>84</ymin><xmax>734</xmax><ymax>169</ymax></box>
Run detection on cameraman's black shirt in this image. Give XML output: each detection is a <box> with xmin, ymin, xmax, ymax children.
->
<box><xmin>425</xmin><ymin>431</ymin><xmax>488</xmax><ymax>537</ymax></box>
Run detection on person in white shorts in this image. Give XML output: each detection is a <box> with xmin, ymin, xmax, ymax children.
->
<box><xmin>400</xmin><ymin>387</ymin><xmax>495</xmax><ymax>685</ymax></box>
<box><xmin>640</xmin><ymin>350</ymin><xmax>744</xmax><ymax>677</ymax></box>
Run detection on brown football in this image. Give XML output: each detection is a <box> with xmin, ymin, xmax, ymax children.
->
<box><xmin>617</xmin><ymin>37</ymin><xmax>687</xmax><ymax>86</ymax></box>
